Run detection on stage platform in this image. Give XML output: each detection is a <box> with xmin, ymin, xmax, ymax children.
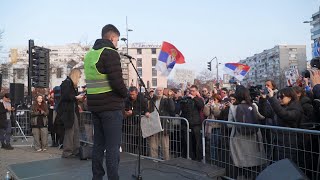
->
<box><xmin>8</xmin><ymin>153</ymin><xmax>225</xmax><ymax>180</ymax></box>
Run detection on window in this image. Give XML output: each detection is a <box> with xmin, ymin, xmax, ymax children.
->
<box><xmin>137</xmin><ymin>58</ymin><xmax>142</xmax><ymax>67</ymax></box>
<box><xmin>152</xmin><ymin>78</ymin><xmax>157</xmax><ymax>87</ymax></box>
<box><xmin>152</xmin><ymin>58</ymin><xmax>157</xmax><ymax>66</ymax></box>
<box><xmin>151</xmin><ymin>48</ymin><xmax>157</xmax><ymax>54</ymax></box>
<box><xmin>14</xmin><ymin>69</ymin><xmax>25</xmax><ymax>80</ymax></box>
<box><xmin>57</xmin><ymin>68</ymin><xmax>63</xmax><ymax>78</ymax></box>
<box><xmin>137</xmin><ymin>49</ymin><xmax>142</xmax><ymax>54</ymax></box>
<box><xmin>152</xmin><ymin>68</ymin><xmax>157</xmax><ymax>76</ymax></box>
<box><xmin>138</xmin><ymin>68</ymin><xmax>142</xmax><ymax>76</ymax></box>
<box><xmin>1</xmin><ymin>68</ymin><xmax>8</xmax><ymax>79</ymax></box>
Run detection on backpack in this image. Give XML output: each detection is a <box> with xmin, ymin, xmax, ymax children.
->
<box><xmin>235</xmin><ymin>103</ymin><xmax>259</xmax><ymax>135</ymax></box>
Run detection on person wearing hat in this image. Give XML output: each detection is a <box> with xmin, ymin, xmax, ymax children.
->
<box><xmin>0</xmin><ymin>93</ymin><xmax>14</xmax><ymax>150</ymax></box>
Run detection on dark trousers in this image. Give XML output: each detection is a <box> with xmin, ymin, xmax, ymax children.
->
<box><xmin>190</xmin><ymin>125</ymin><xmax>202</xmax><ymax>161</ymax></box>
<box><xmin>0</xmin><ymin>119</ymin><xmax>11</xmax><ymax>144</ymax></box>
<box><xmin>92</xmin><ymin>110</ymin><xmax>123</xmax><ymax>180</ymax></box>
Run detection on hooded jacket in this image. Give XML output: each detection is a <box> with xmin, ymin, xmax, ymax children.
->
<box><xmin>85</xmin><ymin>39</ymin><xmax>127</xmax><ymax>112</ymax></box>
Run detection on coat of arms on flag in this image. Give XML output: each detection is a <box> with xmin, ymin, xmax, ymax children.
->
<box><xmin>156</xmin><ymin>41</ymin><xmax>185</xmax><ymax>76</ymax></box>
<box><xmin>223</xmin><ymin>63</ymin><xmax>250</xmax><ymax>81</ymax></box>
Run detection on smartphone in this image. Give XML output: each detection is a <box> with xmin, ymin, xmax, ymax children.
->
<box><xmin>262</xmin><ymin>88</ymin><xmax>269</xmax><ymax>95</ymax></box>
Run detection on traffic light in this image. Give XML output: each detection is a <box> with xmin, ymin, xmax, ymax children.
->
<box><xmin>207</xmin><ymin>61</ymin><xmax>212</xmax><ymax>71</ymax></box>
<box><xmin>30</xmin><ymin>46</ymin><xmax>50</xmax><ymax>88</ymax></box>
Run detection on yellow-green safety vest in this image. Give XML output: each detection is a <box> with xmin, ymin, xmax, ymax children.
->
<box><xmin>84</xmin><ymin>47</ymin><xmax>116</xmax><ymax>94</ymax></box>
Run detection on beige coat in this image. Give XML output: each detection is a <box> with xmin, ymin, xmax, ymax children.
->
<box><xmin>203</xmin><ymin>103</ymin><xmax>221</xmax><ymax>136</ymax></box>
<box><xmin>228</xmin><ymin>104</ymin><xmax>267</xmax><ymax>167</ymax></box>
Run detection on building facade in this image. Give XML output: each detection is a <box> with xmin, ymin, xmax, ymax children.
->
<box><xmin>310</xmin><ymin>7</ymin><xmax>320</xmax><ymax>42</ymax></box>
<box><xmin>118</xmin><ymin>42</ymin><xmax>167</xmax><ymax>89</ymax></box>
<box><xmin>240</xmin><ymin>45</ymin><xmax>306</xmax><ymax>88</ymax></box>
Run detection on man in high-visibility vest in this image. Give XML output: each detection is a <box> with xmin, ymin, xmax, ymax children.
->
<box><xmin>84</xmin><ymin>24</ymin><xmax>127</xmax><ymax>180</ymax></box>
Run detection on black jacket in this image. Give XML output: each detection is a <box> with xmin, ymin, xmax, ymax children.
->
<box><xmin>180</xmin><ymin>96</ymin><xmax>204</xmax><ymax>126</ymax></box>
<box><xmin>86</xmin><ymin>39</ymin><xmax>127</xmax><ymax>112</ymax></box>
<box><xmin>149</xmin><ymin>96</ymin><xmax>175</xmax><ymax>116</ymax></box>
<box><xmin>0</xmin><ymin>102</ymin><xmax>8</xmax><ymax>129</ymax></box>
<box><xmin>56</xmin><ymin>77</ymin><xmax>80</xmax><ymax>129</ymax></box>
<box><xmin>268</xmin><ymin>96</ymin><xmax>304</xmax><ymax>128</ymax></box>
<box><xmin>125</xmin><ymin>93</ymin><xmax>149</xmax><ymax>116</ymax></box>
<box><xmin>300</xmin><ymin>96</ymin><xmax>314</xmax><ymax>123</ymax></box>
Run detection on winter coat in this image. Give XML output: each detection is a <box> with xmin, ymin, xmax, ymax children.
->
<box><xmin>31</xmin><ymin>103</ymin><xmax>49</xmax><ymax>128</ymax></box>
<box><xmin>268</xmin><ymin>97</ymin><xmax>304</xmax><ymax>128</ymax></box>
<box><xmin>300</xmin><ymin>96</ymin><xmax>314</xmax><ymax>124</ymax></box>
<box><xmin>86</xmin><ymin>39</ymin><xmax>127</xmax><ymax>112</ymax></box>
<box><xmin>55</xmin><ymin>77</ymin><xmax>80</xmax><ymax>129</ymax></box>
<box><xmin>180</xmin><ymin>96</ymin><xmax>204</xmax><ymax>126</ymax></box>
<box><xmin>148</xmin><ymin>95</ymin><xmax>175</xmax><ymax>117</ymax></box>
<box><xmin>228</xmin><ymin>104</ymin><xmax>267</xmax><ymax>168</ymax></box>
<box><xmin>0</xmin><ymin>102</ymin><xmax>8</xmax><ymax>129</ymax></box>
<box><xmin>268</xmin><ymin>97</ymin><xmax>304</xmax><ymax>164</ymax></box>
<box><xmin>203</xmin><ymin>103</ymin><xmax>221</xmax><ymax>128</ymax></box>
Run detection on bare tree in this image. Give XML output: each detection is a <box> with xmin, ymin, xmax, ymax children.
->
<box><xmin>196</xmin><ymin>69</ymin><xmax>216</xmax><ymax>84</ymax></box>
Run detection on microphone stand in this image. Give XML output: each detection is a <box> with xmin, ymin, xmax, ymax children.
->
<box><xmin>121</xmin><ymin>53</ymin><xmax>160</xmax><ymax>180</ymax></box>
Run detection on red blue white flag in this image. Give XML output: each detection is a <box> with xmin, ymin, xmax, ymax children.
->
<box><xmin>223</xmin><ymin>63</ymin><xmax>250</xmax><ymax>81</ymax></box>
<box><xmin>156</xmin><ymin>41</ymin><xmax>185</xmax><ymax>76</ymax></box>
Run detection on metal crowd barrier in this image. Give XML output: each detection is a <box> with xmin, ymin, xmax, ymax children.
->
<box><xmin>202</xmin><ymin>119</ymin><xmax>320</xmax><ymax>180</ymax></box>
<box><xmin>79</xmin><ymin>112</ymin><xmax>190</xmax><ymax>161</ymax></box>
<box><xmin>79</xmin><ymin>111</ymin><xmax>93</xmax><ymax>145</ymax></box>
<box><xmin>122</xmin><ymin>115</ymin><xmax>190</xmax><ymax>160</ymax></box>
<box><xmin>11</xmin><ymin>110</ymin><xmax>33</xmax><ymax>147</ymax></box>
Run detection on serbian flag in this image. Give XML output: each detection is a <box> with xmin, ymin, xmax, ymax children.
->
<box><xmin>223</xmin><ymin>63</ymin><xmax>250</xmax><ymax>81</ymax></box>
<box><xmin>156</xmin><ymin>41</ymin><xmax>185</xmax><ymax>76</ymax></box>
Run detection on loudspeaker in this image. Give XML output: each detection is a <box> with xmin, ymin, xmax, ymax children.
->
<box><xmin>10</xmin><ymin>83</ymin><xmax>24</xmax><ymax>105</ymax></box>
<box><xmin>256</xmin><ymin>159</ymin><xmax>309</xmax><ymax>180</ymax></box>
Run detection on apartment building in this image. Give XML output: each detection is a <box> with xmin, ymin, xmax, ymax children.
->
<box><xmin>240</xmin><ymin>45</ymin><xmax>306</xmax><ymax>88</ymax></box>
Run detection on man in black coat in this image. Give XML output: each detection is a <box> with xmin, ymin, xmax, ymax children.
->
<box><xmin>0</xmin><ymin>93</ymin><xmax>14</xmax><ymax>150</ymax></box>
<box><xmin>123</xmin><ymin>86</ymin><xmax>150</xmax><ymax>154</ymax></box>
<box><xmin>180</xmin><ymin>85</ymin><xmax>204</xmax><ymax>161</ymax></box>
<box><xmin>84</xmin><ymin>24</ymin><xmax>127</xmax><ymax>180</ymax></box>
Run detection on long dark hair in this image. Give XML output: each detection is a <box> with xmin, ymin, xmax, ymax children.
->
<box><xmin>235</xmin><ymin>86</ymin><xmax>252</xmax><ymax>105</ymax></box>
<box><xmin>278</xmin><ymin>87</ymin><xmax>298</xmax><ymax>102</ymax></box>
<box><xmin>292</xmin><ymin>86</ymin><xmax>306</xmax><ymax>99</ymax></box>
<box><xmin>33</xmin><ymin>95</ymin><xmax>46</xmax><ymax>111</ymax></box>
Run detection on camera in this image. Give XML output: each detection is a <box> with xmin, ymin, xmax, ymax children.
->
<box><xmin>180</xmin><ymin>96</ymin><xmax>192</xmax><ymax>104</ymax></box>
<box><xmin>311</xmin><ymin>57</ymin><xmax>320</xmax><ymax>69</ymax></box>
<box><xmin>249</xmin><ymin>85</ymin><xmax>262</xmax><ymax>99</ymax></box>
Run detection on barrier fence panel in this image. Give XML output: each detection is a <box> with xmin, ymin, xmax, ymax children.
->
<box><xmin>202</xmin><ymin>119</ymin><xmax>320</xmax><ymax>180</ymax></box>
<box><xmin>79</xmin><ymin>111</ymin><xmax>93</xmax><ymax>145</ymax></box>
<box><xmin>79</xmin><ymin>112</ymin><xmax>190</xmax><ymax>161</ymax></box>
<box><xmin>11</xmin><ymin>110</ymin><xmax>33</xmax><ymax>147</ymax></box>
<box><xmin>122</xmin><ymin>116</ymin><xmax>190</xmax><ymax>160</ymax></box>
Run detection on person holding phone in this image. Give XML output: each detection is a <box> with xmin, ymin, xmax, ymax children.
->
<box><xmin>31</xmin><ymin>95</ymin><xmax>49</xmax><ymax>151</ymax></box>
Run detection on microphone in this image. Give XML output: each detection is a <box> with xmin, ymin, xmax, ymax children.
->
<box><xmin>119</xmin><ymin>52</ymin><xmax>135</xmax><ymax>60</ymax></box>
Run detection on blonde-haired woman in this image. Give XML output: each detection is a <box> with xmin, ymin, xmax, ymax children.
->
<box><xmin>57</xmin><ymin>68</ymin><xmax>84</xmax><ymax>158</ymax></box>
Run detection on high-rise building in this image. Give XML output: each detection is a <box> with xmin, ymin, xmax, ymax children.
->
<box><xmin>310</xmin><ymin>7</ymin><xmax>320</xmax><ymax>42</ymax></box>
<box><xmin>240</xmin><ymin>45</ymin><xmax>306</xmax><ymax>88</ymax></box>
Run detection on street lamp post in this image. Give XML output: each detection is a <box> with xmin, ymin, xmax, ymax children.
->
<box><xmin>121</xmin><ymin>16</ymin><xmax>133</xmax><ymax>87</ymax></box>
<box><xmin>209</xmin><ymin>57</ymin><xmax>220</xmax><ymax>80</ymax></box>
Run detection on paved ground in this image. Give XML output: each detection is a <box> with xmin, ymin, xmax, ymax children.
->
<box><xmin>0</xmin><ymin>136</ymin><xmax>62</xmax><ymax>179</ymax></box>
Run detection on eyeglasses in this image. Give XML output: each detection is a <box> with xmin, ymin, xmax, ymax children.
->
<box><xmin>278</xmin><ymin>95</ymin><xmax>285</xmax><ymax>100</ymax></box>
